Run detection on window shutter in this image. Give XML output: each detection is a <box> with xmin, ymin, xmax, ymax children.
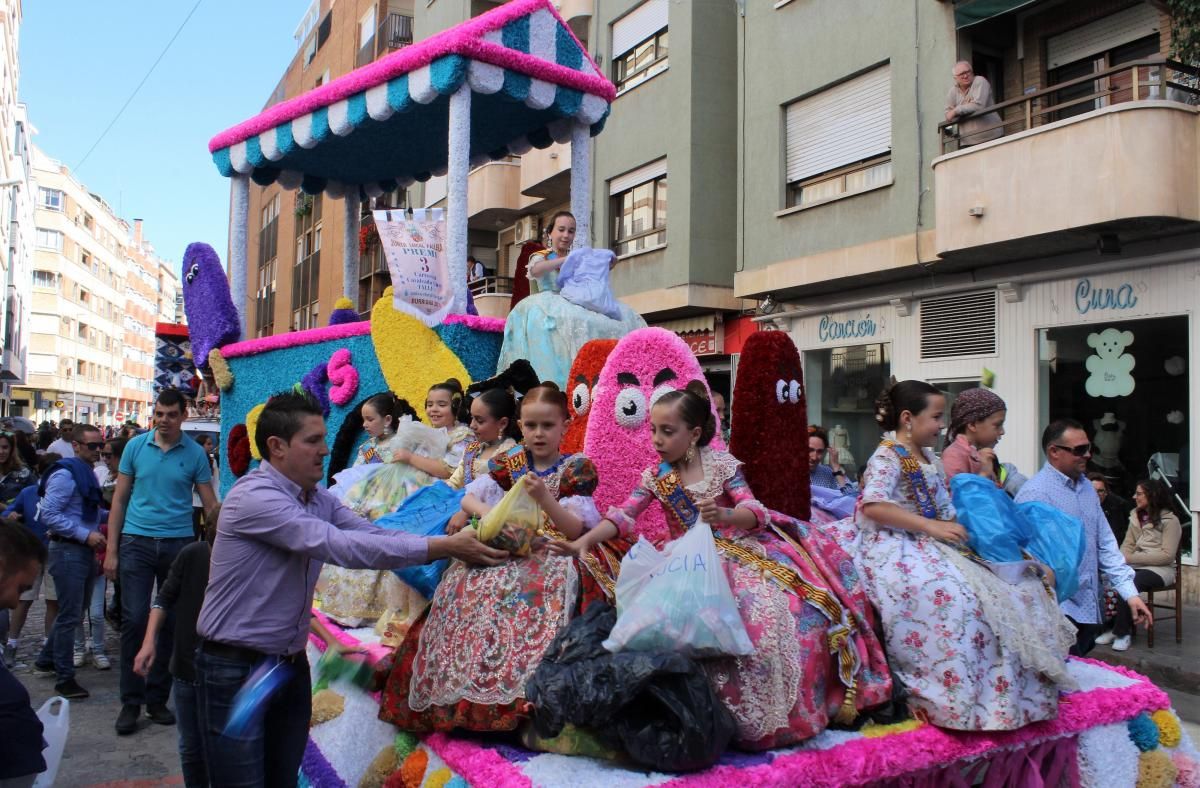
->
<box><xmin>612</xmin><ymin>0</ymin><xmax>668</xmax><ymax>58</ymax></box>
<box><xmin>919</xmin><ymin>291</ymin><xmax>997</xmax><ymax>359</ymax></box>
<box><xmin>1046</xmin><ymin>4</ymin><xmax>1160</xmax><ymax>69</ymax></box>
<box><xmin>785</xmin><ymin>64</ymin><xmax>892</xmax><ymax>185</ymax></box>
<box><xmin>609</xmin><ymin>157</ymin><xmax>667</xmax><ymax>196</ymax></box>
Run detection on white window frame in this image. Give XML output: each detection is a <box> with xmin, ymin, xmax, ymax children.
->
<box><xmin>612</xmin><ymin>0</ymin><xmax>668</xmax><ymax>95</ymax></box>
<box><xmin>610</xmin><ymin>158</ymin><xmax>668</xmax><ymax>258</ymax></box>
<box><xmin>36</xmin><ymin>229</ymin><xmax>63</xmax><ymax>251</ymax></box>
<box><xmin>38</xmin><ymin>187</ymin><xmax>63</xmax><ymax>211</ymax></box>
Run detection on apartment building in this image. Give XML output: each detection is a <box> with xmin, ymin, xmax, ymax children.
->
<box><xmin>737</xmin><ymin>0</ymin><xmax>1199</xmax><ymax>598</ymax></box>
<box><xmin>13</xmin><ymin>147</ymin><xmax>172</xmax><ymax>427</ymax></box>
<box><xmin>0</xmin><ymin>1</ymin><xmax>32</xmax><ymax>415</ymax></box>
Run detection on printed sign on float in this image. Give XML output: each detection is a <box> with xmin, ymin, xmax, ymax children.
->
<box><xmin>374</xmin><ymin>208</ymin><xmax>452</xmax><ymax>327</ymax></box>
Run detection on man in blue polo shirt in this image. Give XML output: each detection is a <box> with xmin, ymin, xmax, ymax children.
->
<box><xmin>103</xmin><ymin>389</ymin><xmax>217</xmax><ymax>735</ymax></box>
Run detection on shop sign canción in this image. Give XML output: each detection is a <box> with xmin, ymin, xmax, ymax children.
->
<box><xmin>1074</xmin><ymin>278</ymin><xmax>1138</xmax><ymax>315</ymax></box>
<box><xmin>818</xmin><ymin>313</ymin><xmax>878</xmax><ymax>343</ymax></box>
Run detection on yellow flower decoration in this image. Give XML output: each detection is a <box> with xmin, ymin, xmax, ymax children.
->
<box><xmin>333</xmin><ymin>296</ymin><xmax>354</xmax><ymax>311</ymax></box>
<box><xmin>360</xmin><ymin>744</ymin><xmax>399</xmax><ymax>788</ymax></box>
<box><xmin>245</xmin><ymin>402</ymin><xmax>267</xmax><ymax>460</ymax></box>
<box><xmin>208</xmin><ymin>349</ymin><xmax>234</xmax><ymax>391</ymax></box>
<box><xmin>422</xmin><ymin>767</ymin><xmax>453</xmax><ymax>788</ymax></box>
<box><xmin>1151</xmin><ymin>709</ymin><xmax>1182</xmax><ymax>748</ymax></box>
<box><xmin>860</xmin><ymin>719</ymin><xmax>924</xmax><ymax>738</ymax></box>
<box><xmin>1138</xmin><ymin>749</ymin><xmax>1178</xmax><ymax>788</ymax></box>
<box><xmin>309</xmin><ymin>689</ymin><xmax>345</xmax><ymax>726</ymax></box>
<box><xmin>369</xmin><ymin>287</ymin><xmax>471</xmax><ymax>408</ymax></box>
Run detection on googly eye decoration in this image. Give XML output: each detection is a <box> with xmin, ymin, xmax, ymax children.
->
<box><xmin>615</xmin><ymin>387</ymin><xmax>648</xmax><ymax>429</ymax></box>
<box><xmin>572</xmin><ymin>383</ymin><xmax>591</xmax><ymax>417</ymax></box>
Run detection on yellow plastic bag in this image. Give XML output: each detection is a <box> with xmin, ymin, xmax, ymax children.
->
<box><xmin>476</xmin><ymin>477</ymin><xmax>543</xmax><ymax>556</ymax></box>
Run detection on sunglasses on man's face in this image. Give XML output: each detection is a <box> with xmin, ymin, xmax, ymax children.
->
<box><xmin>81</xmin><ymin>441</ymin><xmax>104</xmax><ymax>452</ymax></box>
<box><xmin>1052</xmin><ymin>442</ymin><xmax>1092</xmax><ymax>457</ymax></box>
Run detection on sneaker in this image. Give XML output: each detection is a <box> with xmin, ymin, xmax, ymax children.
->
<box><xmin>73</xmin><ymin>645</ymin><xmax>87</xmax><ymax>668</ymax></box>
<box><xmin>91</xmin><ymin>651</ymin><xmax>111</xmax><ymax>670</ymax></box>
<box><xmin>115</xmin><ymin>704</ymin><xmax>140</xmax><ymax>735</ymax></box>
<box><xmin>30</xmin><ymin>662</ymin><xmax>56</xmax><ymax>678</ymax></box>
<box><xmin>146</xmin><ymin>703</ymin><xmax>176</xmax><ymax>726</ymax></box>
<box><xmin>1094</xmin><ymin>631</ymin><xmax>1117</xmax><ymax>646</ymax></box>
<box><xmin>1112</xmin><ymin>635</ymin><xmax>1132</xmax><ymax>652</ymax></box>
<box><xmin>54</xmin><ymin>678</ymin><xmax>89</xmax><ymax>700</ymax></box>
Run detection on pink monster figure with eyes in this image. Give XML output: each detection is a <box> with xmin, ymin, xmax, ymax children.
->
<box><xmin>585</xmin><ymin>327</ymin><xmax>725</xmax><ymax>545</ymax></box>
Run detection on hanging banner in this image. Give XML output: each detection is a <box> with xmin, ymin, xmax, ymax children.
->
<box><xmin>374</xmin><ymin>208</ymin><xmax>452</xmax><ymax>327</ymax></box>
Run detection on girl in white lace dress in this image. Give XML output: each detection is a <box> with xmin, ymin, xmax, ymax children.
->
<box><xmin>855</xmin><ymin>380</ymin><xmax>1076</xmax><ymax>731</ymax></box>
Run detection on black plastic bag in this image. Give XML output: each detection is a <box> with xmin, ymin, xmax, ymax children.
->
<box><xmin>525</xmin><ymin>604</ymin><xmax>736</xmax><ymax>772</ymax></box>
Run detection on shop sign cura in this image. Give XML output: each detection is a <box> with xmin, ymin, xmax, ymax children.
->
<box><xmin>1074</xmin><ymin>278</ymin><xmax>1138</xmax><ymax>315</ymax></box>
<box><xmin>818</xmin><ymin>313</ymin><xmax>878</xmax><ymax>343</ymax></box>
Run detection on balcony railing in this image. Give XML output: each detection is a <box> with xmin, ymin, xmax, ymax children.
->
<box><xmin>379</xmin><ymin>13</ymin><xmax>413</xmax><ymax>55</ymax></box>
<box><xmin>939</xmin><ymin>57</ymin><xmax>1200</xmax><ymax>154</ymax></box>
<box><xmin>469</xmin><ymin>276</ymin><xmax>513</xmax><ymax>296</ymax></box>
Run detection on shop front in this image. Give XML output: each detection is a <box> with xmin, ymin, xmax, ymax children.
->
<box><xmin>781</xmin><ymin>256</ymin><xmax>1199</xmax><ymax>600</ymax></box>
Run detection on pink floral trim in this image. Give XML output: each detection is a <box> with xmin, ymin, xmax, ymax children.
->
<box><xmin>327</xmin><ymin>348</ymin><xmax>360</xmax><ymax>405</ymax></box>
<box><xmin>307</xmin><ymin>608</ymin><xmax>392</xmax><ymax>667</ymax></box>
<box><xmin>209</xmin><ymin>0</ymin><xmax>612</xmax><ymax>152</ymax></box>
<box><xmin>220</xmin><ymin>322</ymin><xmax>372</xmax><ymax>359</ymax></box>
<box><xmin>423</xmin><ymin>734</ymin><xmax>531</xmax><ymax>788</ymax></box>
<box><xmin>657</xmin><ymin>658</ymin><xmax>1169</xmax><ymax>788</ymax></box>
<box><xmin>442</xmin><ymin>313</ymin><xmax>506</xmax><ymax>333</ymax></box>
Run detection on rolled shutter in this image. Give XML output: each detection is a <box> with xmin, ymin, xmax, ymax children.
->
<box><xmin>785</xmin><ymin>64</ymin><xmax>892</xmax><ymax>185</ymax></box>
<box><xmin>1047</xmin><ymin>4</ymin><xmax>1160</xmax><ymax>69</ymax></box>
<box><xmin>609</xmin><ymin>157</ymin><xmax>667</xmax><ymax>196</ymax></box>
<box><xmin>612</xmin><ymin>0</ymin><xmax>668</xmax><ymax>58</ymax></box>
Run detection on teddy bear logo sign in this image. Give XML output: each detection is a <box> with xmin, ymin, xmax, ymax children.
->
<box><xmin>1085</xmin><ymin>327</ymin><xmax>1136</xmax><ymax>397</ymax></box>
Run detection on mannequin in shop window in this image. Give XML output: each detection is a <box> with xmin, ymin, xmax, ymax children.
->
<box><xmin>1092</xmin><ymin>413</ymin><xmax>1125</xmax><ymax>475</ymax></box>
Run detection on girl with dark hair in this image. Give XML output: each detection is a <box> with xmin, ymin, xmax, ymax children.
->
<box><xmin>854</xmin><ymin>380</ymin><xmax>1076</xmax><ymax>731</ymax></box>
<box><xmin>326</xmin><ymin>391</ymin><xmax>419</xmax><ymax>484</ymax></box>
<box><xmin>527</xmin><ymin>211</ymin><xmax>576</xmax><ymax>293</ymax></box>
<box><xmin>380</xmin><ymin>382</ymin><xmax>623</xmax><ymax>733</ymax></box>
<box><xmin>422</xmin><ymin>379</ymin><xmax>473</xmax><ymax>478</ymax></box>
<box><xmin>1100</xmin><ymin>479</ymin><xmax>1182</xmax><ymax>651</ymax></box>
<box><xmin>0</xmin><ymin>432</ymin><xmax>33</xmax><ymax>505</ymax></box>
<box><xmin>559</xmin><ymin>380</ymin><xmax>892</xmax><ymax>749</ymax></box>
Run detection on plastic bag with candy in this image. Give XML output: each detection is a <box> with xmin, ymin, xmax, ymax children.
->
<box><xmin>603</xmin><ymin>523</ymin><xmax>753</xmax><ymax>658</ymax></box>
<box><xmin>475</xmin><ymin>476</ymin><xmax>543</xmax><ymax>556</ymax></box>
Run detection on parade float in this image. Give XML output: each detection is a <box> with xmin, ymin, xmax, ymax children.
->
<box><xmin>195</xmin><ymin>1</ymin><xmax>1198</xmax><ymax>785</ymax></box>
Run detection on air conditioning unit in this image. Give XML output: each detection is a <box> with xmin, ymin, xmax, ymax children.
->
<box><xmin>514</xmin><ymin>215</ymin><xmax>539</xmax><ymax>244</ymax></box>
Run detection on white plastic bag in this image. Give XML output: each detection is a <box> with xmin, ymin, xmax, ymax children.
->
<box><xmin>33</xmin><ymin>696</ymin><xmax>69</xmax><ymax>788</ymax></box>
<box><xmin>603</xmin><ymin>523</ymin><xmax>753</xmax><ymax>658</ymax></box>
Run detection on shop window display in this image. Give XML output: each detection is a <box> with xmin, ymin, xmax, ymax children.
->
<box><xmin>803</xmin><ymin>343</ymin><xmax>891</xmax><ymax>479</ymax></box>
<box><xmin>1038</xmin><ymin>315</ymin><xmax>1192</xmax><ymax>560</ymax></box>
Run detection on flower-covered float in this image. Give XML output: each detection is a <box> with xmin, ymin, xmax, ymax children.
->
<box><xmin>196</xmin><ymin>1</ymin><xmax>1196</xmax><ymax>785</ymax></box>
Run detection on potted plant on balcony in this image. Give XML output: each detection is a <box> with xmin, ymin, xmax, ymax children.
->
<box><xmin>359</xmin><ymin>218</ymin><xmax>380</xmax><ymax>255</ymax></box>
<box><xmin>294</xmin><ymin>192</ymin><xmax>314</xmax><ymax>218</ymax></box>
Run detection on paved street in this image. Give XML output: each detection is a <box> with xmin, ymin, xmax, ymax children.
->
<box><xmin>12</xmin><ymin>588</ymin><xmax>181</xmax><ymax>787</ymax></box>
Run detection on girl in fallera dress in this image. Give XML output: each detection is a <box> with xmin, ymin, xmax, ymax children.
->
<box><xmin>855</xmin><ymin>380</ymin><xmax>1076</xmax><ymax>731</ymax></box>
<box><xmin>560</xmin><ymin>381</ymin><xmax>893</xmax><ymax>750</ymax></box>
<box><xmin>379</xmin><ymin>382</ymin><xmax>623</xmax><ymax>733</ymax></box>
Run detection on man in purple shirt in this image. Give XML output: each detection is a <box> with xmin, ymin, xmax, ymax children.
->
<box><xmin>194</xmin><ymin>391</ymin><xmax>504</xmax><ymax>787</ymax></box>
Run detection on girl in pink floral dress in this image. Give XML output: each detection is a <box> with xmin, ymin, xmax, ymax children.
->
<box><xmin>563</xmin><ymin>381</ymin><xmax>892</xmax><ymax>750</ymax></box>
<box><xmin>856</xmin><ymin>380</ymin><xmax>1076</xmax><ymax>731</ymax></box>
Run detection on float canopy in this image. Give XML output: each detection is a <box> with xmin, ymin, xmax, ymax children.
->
<box><xmin>208</xmin><ymin>0</ymin><xmax>613</xmax><ymax>197</ymax></box>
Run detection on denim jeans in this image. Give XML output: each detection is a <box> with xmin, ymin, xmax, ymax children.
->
<box><xmin>174</xmin><ymin>677</ymin><xmax>209</xmax><ymax>787</ymax></box>
<box><xmin>36</xmin><ymin>541</ymin><xmax>94</xmax><ymax>682</ymax></box>
<box><xmin>77</xmin><ymin>573</ymin><xmax>105</xmax><ymax>651</ymax></box>
<box><xmin>119</xmin><ymin>534</ymin><xmax>190</xmax><ymax>706</ymax></box>
<box><xmin>195</xmin><ymin>649</ymin><xmax>311</xmax><ymax>788</ymax></box>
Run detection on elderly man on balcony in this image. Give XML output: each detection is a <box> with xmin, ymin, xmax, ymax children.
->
<box><xmin>945</xmin><ymin>61</ymin><xmax>1004</xmax><ymax>147</ymax></box>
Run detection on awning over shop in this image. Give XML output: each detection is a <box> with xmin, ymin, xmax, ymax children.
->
<box><xmin>208</xmin><ymin>0</ymin><xmax>613</xmax><ymax>198</ymax></box>
<box><xmin>654</xmin><ymin>314</ymin><xmax>723</xmax><ymax>356</ymax></box>
<box><xmin>954</xmin><ymin>0</ymin><xmax>1040</xmax><ymax>29</ymax></box>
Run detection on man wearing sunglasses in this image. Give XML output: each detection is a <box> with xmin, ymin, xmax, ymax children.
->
<box><xmin>29</xmin><ymin>424</ymin><xmax>106</xmax><ymax>699</ymax></box>
<box><xmin>1017</xmin><ymin>418</ymin><xmax>1150</xmax><ymax>656</ymax></box>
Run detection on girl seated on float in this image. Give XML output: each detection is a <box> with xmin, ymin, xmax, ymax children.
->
<box><xmin>378</xmin><ymin>382</ymin><xmax>623</xmax><ymax>733</ymax></box>
<box><xmin>855</xmin><ymin>380</ymin><xmax>1076</xmax><ymax>731</ymax></box>
<box><xmin>941</xmin><ymin>387</ymin><xmax>1026</xmax><ymax>495</ymax></box>
<box><xmin>558</xmin><ymin>381</ymin><xmax>893</xmax><ymax>750</ymax></box>
<box><xmin>318</xmin><ymin>383</ymin><xmax>471</xmax><ymax>628</ymax></box>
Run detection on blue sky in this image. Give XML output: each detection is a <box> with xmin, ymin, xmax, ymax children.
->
<box><xmin>20</xmin><ymin>1</ymin><xmax>302</xmax><ymax>274</ymax></box>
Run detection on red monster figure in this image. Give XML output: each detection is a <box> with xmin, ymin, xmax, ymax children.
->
<box><xmin>730</xmin><ymin>330</ymin><xmax>810</xmax><ymax>520</ymax></box>
<box><xmin>562</xmin><ymin>339</ymin><xmax>618</xmax><ymax>455</ymax></box>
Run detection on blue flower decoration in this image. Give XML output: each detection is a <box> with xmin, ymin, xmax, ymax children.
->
<box><xmin>1128</xmin><ymin>711</ymin><xmax>1160</xmax><ymax>751</ymax></box>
